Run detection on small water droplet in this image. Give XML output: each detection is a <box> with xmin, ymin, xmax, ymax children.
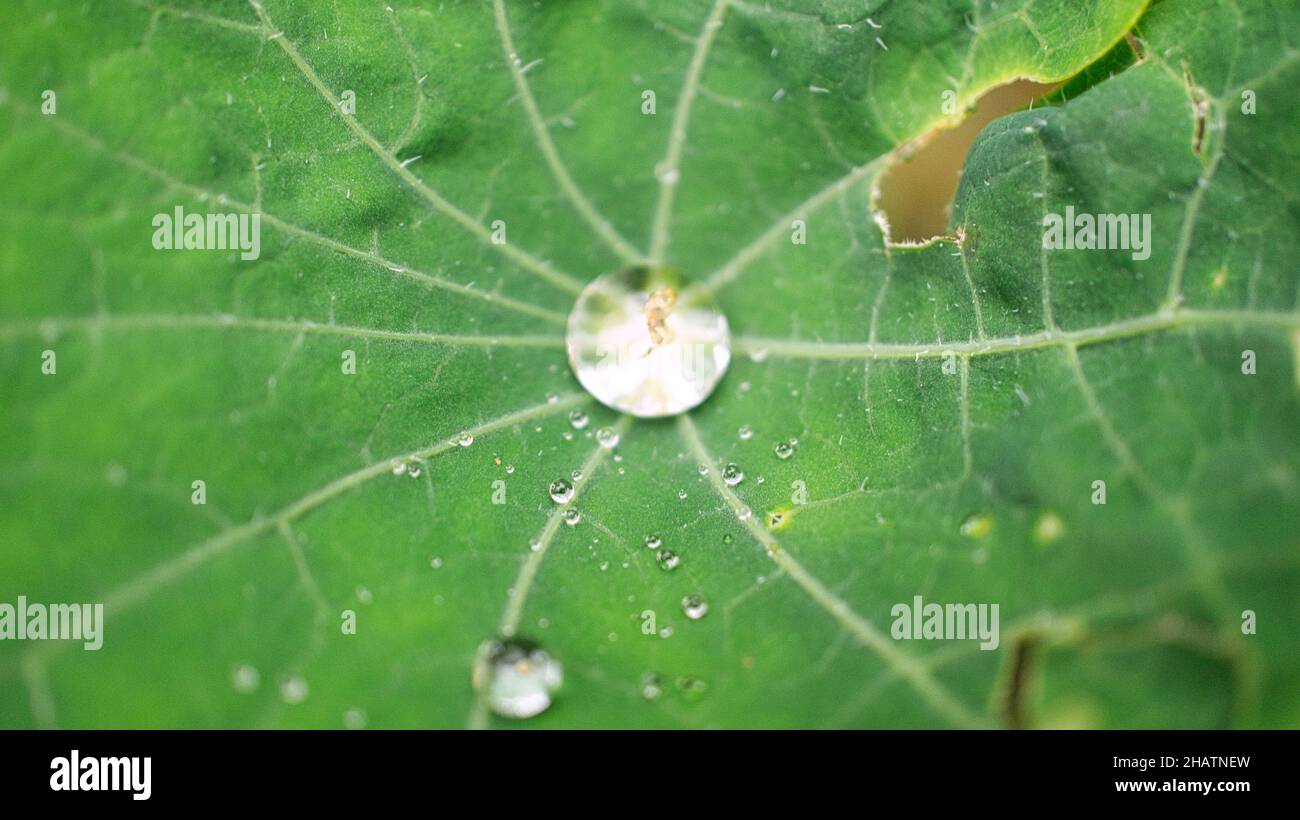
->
<box><xmin>774</xmin><ymin>439</ymin><xmax>797</xmax><ymax>459</ymax></box>
<box><xmin>697</xmin><ymin>464</ymin><xmax>710</xmax><ymax>476</ymax></box>
<box><xmin>430</xmin><ymin>556</ymin><xmax>444</xmax><ymax>569</ymax></box>
<box><xmin>645</xmin><ymin>534</ymin><xmax>662</xmax><ymax>550</ymax></box>
<box><xmin>391</xmin><ymin>461</ymin><xmax>408</xmax><ymax>476</ymax></box>
<box><xmin>473</xmin><ymin>638</ymin><xmax>563</xmax><ymax>720</ymax></box>
<box><xmin>455</xmin><ymin>431</ymin><xmax>474</xmax><ymax>447</ymax></box>
<box><xmin>722</xmin><ymin>463</ymin><xmax>744</xmax><ymax>486</ymax></box>
<box><xmin>738</xmin><ymin>425</ymin><xmax>754</xmax><ymax>440</ymax></box>
<box><xmin>545</xmin><ymin>392</ymin><xmax>559</xmax><ymax>404</ymax></box>
<box><xmin>656</xmin><ymin>548</ymin><xmax>680</xmax><ymax>570</ymax></box>
<box><xmin>355</xmin><ymin>585</ymin><xmax>374</xmax><ymax>605</ymax></box>
<box><xmin>570</xmin><ymin>469</ymin><xmax>583</xmax><ymax>482</ymax></box>
<box><xmin>549</xmin><ymin>478</ymin><xmax>574</xmax><ymax>503</ymax></box>
<box><xmin>681</xmin><ymin>594</ymin><xmax>709</xmax><ymax>620</ymax></box>
<box><xmin>676</xmin><ymin>676</ymin><xmax>708</xmax><ymax>700</ymax></box>
<box><xmin>563</xmin><ymin>508</ymin><xmax>582</xmax><ymax>526</ymax></box>
<box><xmin>529</xmin><ymin>537</ymin><xmax>542</xmax><ymax>552</ymax></box>
<box><xmin>280</xmin><ymin>676</ymin><xmax>309</xmax><ymax>705</ymax></box>
<box><xmin>655</xmin><ymin>163</ymin><xmax>680</xmax><ymax>185</ymax></box>
<box><xmin>736</xmin><ymin>506</ymin><xmax>753</xmax><ymax>521</ymax></box>
<box><xmin>722</xmin><ymin>533</ymin><xmax>734</xmax><ymax>544</ymax></box>
<box><xmin>567</xmin><ymin>409</ymin><xmax>589</xmax><ymax>429</ymax></box>
<box><xmin>640</xmin><ymin>672</ymin><xmax>664</xmax><ymax>701</ymax></box>
<box><xmin>343</xmin><ymin>707</ymin><xmax>368</xmax><ymax>729</ymax></box>
<box><xmin>231</xmin><ymin>664</ymin><xmax>260</xmax><ymax>693</ymax></box>
<box><xmin>406</xmin><ymin>463</ymin><xmax>422</xmax><ymax>478</ymax></box>
<box><xmin>595</xmin><ymin>426</ymin><xmax>620</xmax><ymax>448</ymax></box>
<box><xmin>676</xmin><ymin>488</ymin><xmax>688</xmax><ymax>500</ymax></box>
<box><xmin>505</xmin><ymin>464</ymin><xmax>515</xmax><ymax>474</ymax></box>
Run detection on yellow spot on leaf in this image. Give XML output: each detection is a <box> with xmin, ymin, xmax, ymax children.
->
<box><xmin>959</xmin><ymin>512</ymin><xmax>994</xmax><ymax>538</ymax></box>
<box><xmin>766</xmin><ymin>506</ymin><xmax>797</xmax><ymax>531</ymax></box>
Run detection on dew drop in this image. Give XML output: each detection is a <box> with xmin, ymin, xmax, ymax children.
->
<box><xmin>231</xmin><ymin>664</ymin><xmax>260</xmax><ymax>693</ymax></box>
<box><xmin>676</xmin><ymin>676</ymin><xmax>709</xmax><ymax>700</ymax></box>
<box><xmin>676</xmin><ymin>488</ymin><xmax>688</xmax><ymax>500</ymax></box>
<box><xmin>645</xmin><ymin>534</ymin><xmax>663</xmax><ymax>550</ymax></box>
<box><xmin>722</xmin><ymin>463</ymin><xmax>744</xmax><ymax>486</ymax></box>
<box><xmin>391</xmin><ymin>461</ymin><xmax>408</xmax><ymax>476</ymax></box>
<box><xmin>473</xmin><ymin>638</ymin><xmax>563</xmax><ymax>720</ymax></box>
<box><xmin>681</xmin><ymin>594</ymin><xmax>709</xmax><ymax>620</ymax></box>
<box><xmin>343</xmin><ymin>707</ymin><xmax>368</xmax><ymax>729</ymax></box>
<box><xmin>280</xmin><ymin>676</ymin><xmax>309</xmax><ymax>705</ymax></box>
<box><xmin>697</xmin><ymin>464</ymin><xmax>709</xmax><ymax>476</ymax></box>
<box><xmin>774</xmin><ymin>439</ymin><xmax>797</xmax><ymax>459</ymax></box>
<box><xmin>529</xmin><ymin>537</ymin><xmax>542</xmax><ymax>552</ymax></box>
<box><xmin>738</xmin><ymin>425</ymin><xmax>754</xmax><ymax>440</ymax></box>
<box><xmin>656</xmin><ymin>548</ymin><xmax>680</xmax><ymax>570</ymax></box>
<box><xmin>567</xmin><ymin>409</ymin><xmax>589</xmax><ymax>429</ymax></box>
<box><xmin>563</xmin><ymin>508</ymin><xmax>582</xmax><ymax>526</ymax></box>
<box><xmin>429</xmin><ymin>556</ymin><xmax>444</xmax><ymax>569</ymax></box>
<box><xmin>722</xmin><ymin>534</ymin><xmax>734</xmax><ymax>545</ymax></box>
<box><xmin>640</xmin><ymin>672</ymin><xmax>664</xmax><ymax>701</ymax></box>
<box><xmin>566</xmin><ymin>266</ymin><xmax>731</xmax><ymax>417</ymax></box>
<box><xmin>595</xmin><ymin>426</ymin><xmax>620</xmax><ymax>448</ymax></box>
<box><xmin>455</xmin><ymin>431</ymin><xmax>474</xmax><ymax>447</ymax></box>
<box><xmin>549</xmin><ymin>478</ymin><xmax>574</xmax><ymax>504</ymax></box>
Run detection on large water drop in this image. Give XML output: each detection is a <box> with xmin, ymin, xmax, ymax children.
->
<box><xmin>566</xmin><ymin>266</ymin><xmax>730</xmax><ymax>418</ymax></box>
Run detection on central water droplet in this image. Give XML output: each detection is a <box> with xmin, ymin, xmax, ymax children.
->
<box><xmin>566</xmin><ymin>266</ymin><xmax>731</xmax><ymax>418</ymax></box>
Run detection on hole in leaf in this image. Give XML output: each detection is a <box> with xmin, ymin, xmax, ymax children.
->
<box><xmin>875</xmin><ymin>79</ymin><xmax>1056</xmax><ymax>244</ymax></box>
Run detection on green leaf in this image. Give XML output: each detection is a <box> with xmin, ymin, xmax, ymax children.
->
<box><xmin>1</xmin><ymin>0</ymin><xmax>1297</xmax><ymax>728</ymax></box>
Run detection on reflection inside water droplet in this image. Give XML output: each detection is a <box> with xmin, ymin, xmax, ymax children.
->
<box><xmin>566</xmin><ymin>266</ymin><xmax>731</xmax><ymax>418</ymax></box>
